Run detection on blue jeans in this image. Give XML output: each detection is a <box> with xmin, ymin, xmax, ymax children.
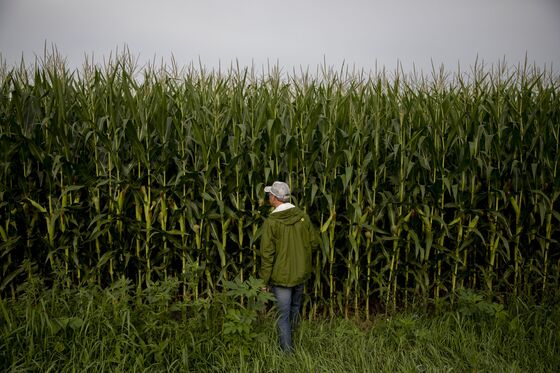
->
<box><xmin>271</xmin><ymin>284</ymin><xmax>304</xmax><ymax>352</ymax></box>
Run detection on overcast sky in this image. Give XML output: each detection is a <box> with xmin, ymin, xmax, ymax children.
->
<box><xmin>1</xmin><ymin>0</ymin><xmax>559</xmax><ymax>76</ymax></box>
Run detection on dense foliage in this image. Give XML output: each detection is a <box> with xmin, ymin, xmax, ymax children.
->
<box><xmin>1</xmin><ymin>53</ymin><xmax>559</xmax><ymax>316</ymax></box>
<box><xmin>1</xmin><ymin>278</ymin><xmax>559</xmax><ymax>371</ymax></box>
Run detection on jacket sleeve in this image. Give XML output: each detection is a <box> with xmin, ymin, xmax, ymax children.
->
<box><xmin>259</xmin><ymin>220</ymin><xmax>275</xmax><ymax>285</ymax></box>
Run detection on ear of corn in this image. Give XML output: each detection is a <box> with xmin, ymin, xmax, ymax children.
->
<box><xmin>1</xmin><ymin>51</ymin><xmax>559</xmax><ymax>316</ymax></box>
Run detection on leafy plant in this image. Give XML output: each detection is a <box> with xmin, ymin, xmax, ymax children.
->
<box><xmin>220</xmin><ymin>276</ymin><xmax>275</xmax><ymax>354</ymax></box>
<box><xmin>456</xmin><ymin>288</ymin><xmax>508</xmax><ymax>323</ymax></box>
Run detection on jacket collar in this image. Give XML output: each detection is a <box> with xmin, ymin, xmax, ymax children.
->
<box><xmin>272</xmin><ymin>203</ymin><xmax>295</xmax><ymax>214</ymax></box>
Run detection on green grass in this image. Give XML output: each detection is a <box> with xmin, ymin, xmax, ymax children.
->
<box><xmin>1</xmin><ymin>278</ymin><xmax>558</xmax><ymax>372</ymax></box>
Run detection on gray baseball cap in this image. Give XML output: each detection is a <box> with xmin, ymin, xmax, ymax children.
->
<box><xmin>264</xmin><ymin>181</ymin><xmax>291</xmax><ymax>202</ymax></box>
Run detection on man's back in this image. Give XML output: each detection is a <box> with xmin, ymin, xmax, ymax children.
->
<box><xmin>259</xmin><ymin>205</ymin><xmax>319</xmax><ymax>287</ymax></box>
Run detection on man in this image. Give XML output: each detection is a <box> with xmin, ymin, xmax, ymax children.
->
<box><xmin>259</xmin><ymin>181</ymin><xmax>320</xmax><ymax>352</ymax></box>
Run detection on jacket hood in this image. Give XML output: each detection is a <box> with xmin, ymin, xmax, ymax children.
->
<box><xmin>268</xmin><ymin>206</ymin><xmax>306</xmax><ymax>226</ymax></box>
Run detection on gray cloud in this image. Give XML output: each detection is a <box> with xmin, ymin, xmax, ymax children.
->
<box><xmin>1</xmin><ymin>0</ymin><xmax>559</xmax><ymax>74</ymax></box>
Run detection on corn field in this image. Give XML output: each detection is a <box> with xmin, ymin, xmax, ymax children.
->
<box><xmin>1</xmin><ymin>53</ymin><xmax>559</xmax><ymax>317</ymax></box>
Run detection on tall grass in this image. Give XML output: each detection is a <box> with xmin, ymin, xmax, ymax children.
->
<box><xmin>1</xmin><ymin>278</ymin><xmax>558</xmax><ymax>372</ymax></box>
<box><xmin>0</xmin><ymin>51</ymin><xmax>559</xmax><ymax>316</ymax></box>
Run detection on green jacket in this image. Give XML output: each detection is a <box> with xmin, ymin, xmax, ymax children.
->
<box><xmin>259</xmin><ymin>205</ymin><xmax>320</xmax><ymax>287</ymax></box>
